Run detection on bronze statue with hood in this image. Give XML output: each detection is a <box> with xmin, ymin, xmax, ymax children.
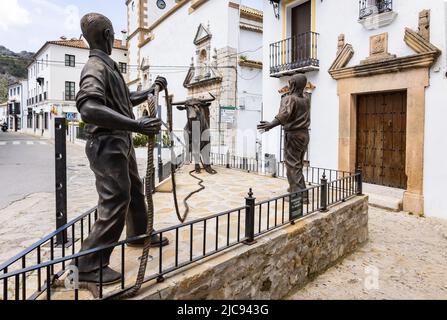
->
<box><xmin>258</xmin><ymin>74</ymin><xmax>311</xmax><ymax>202</ymax></box>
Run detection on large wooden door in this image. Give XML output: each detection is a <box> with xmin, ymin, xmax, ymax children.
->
<box><xmin>291</xmin><ymin>1</ymin><xmax>311</xmax><ymax>63</ymax></box>
<box><xmin>356</xmin><ymin>91</ymin><xmax>407</xmax><ymax>189</ymax></box>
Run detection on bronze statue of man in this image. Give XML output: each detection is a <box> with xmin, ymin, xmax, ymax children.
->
<box><xmin>74</xmin><ymin>13</ymin><xmax>168</xmax><ymax>284</ymax></box>
<box><xmin>258</xmin><ymin>74</ymin><xmax>311</xmax><ymax>201</ymax></box>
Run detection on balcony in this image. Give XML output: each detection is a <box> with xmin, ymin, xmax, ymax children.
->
<box><xmin>269</xmin><ymin>31</ymin><xmax>319</xmax><ymax>78</ymax></box>
<box><xmin>359</xmin><ymin>0</ymin><xmax>394</xmax><ymax>22</ymax></box>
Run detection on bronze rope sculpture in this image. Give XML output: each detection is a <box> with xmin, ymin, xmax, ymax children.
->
<box><xmin>115</xmin><ymin>86</ymin><xmax>208</xmax><ymax>298</ymax></box>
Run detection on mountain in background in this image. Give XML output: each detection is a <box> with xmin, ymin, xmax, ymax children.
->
<box><xmin>0</xmin><ymin>45</ymin><xmax>34</xmax><ymax>103</ymax></box>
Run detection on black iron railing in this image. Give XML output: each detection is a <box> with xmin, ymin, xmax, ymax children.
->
<box><xmin>0</xmin><ymin>155</ymin><xmax>362</xmax><ymax>300</ymax></box>
<box><xmin>270</xmin><ymin>31</ymin><xmax>319</xmax><ymax>76</ymax></box>
<box><xmin>359</xmin><ymin>0</ymin><xmax>393</xmax><ymax>19</ymax></box>
<box><xmin>210</xmin><ymin>152</ymin><xmax>353</xmax><ymax>186</ymax></box>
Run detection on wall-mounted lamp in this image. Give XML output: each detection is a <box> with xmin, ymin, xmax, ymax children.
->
<box><xmin>270</xmin><ymin>0</ymin><xmax>280</xmax><ymax>19</ymax></box>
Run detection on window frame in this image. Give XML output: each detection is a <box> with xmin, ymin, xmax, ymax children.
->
<box><xmin>65</xmin><ymin>54</ymin><xmax>76</xmax><ymax>67</ymax></box>
<box><xmin>119</xmin><ymin>62</ymin><xmax>127</xmax><ymax>74</ymax></box>
<box><xmin>65</xmin><ymin>81</ymin><xmax>76</xmax><ymax>101</ymax></box>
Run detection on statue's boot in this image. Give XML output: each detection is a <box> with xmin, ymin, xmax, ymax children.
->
<box><xmin>195</xmin><ymin>164</ymin><xmax>201</xmax><ymax>174</ymax></box>
<box><xmin>78</xmin><ymin>266</ymin><xmax>121</xmax><ymax>285</ymax></box>
<box><xmin>127</xmin><ymin>233</ymin><xmax>169</xmax><ymax>248</ymax></box>
<box><xmin>204</xmin><ymin>165</ymin><xmax>217</xmax><ymax>175</ymax></box>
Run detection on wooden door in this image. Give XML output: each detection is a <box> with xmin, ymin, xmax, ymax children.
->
<box><xmin>356</xmin><ymin>91</ymin><xmax>407</xmax><ymax>189</ymax></box>
<box><xmin>291</xmin><ymin>1</ymin><xmax>311</xmax><ymax>63</ymax></box>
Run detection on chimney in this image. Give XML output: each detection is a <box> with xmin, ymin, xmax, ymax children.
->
<box><xmin>121</xmin><ymin>30</ymin><xmax>128</xmax><ymax>47</ymax></box>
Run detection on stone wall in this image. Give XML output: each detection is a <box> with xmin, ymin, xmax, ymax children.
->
<box><xmin>137</xmin><ymin>195</ymin><xmax>369</xmax><ymax>300</ymax></box>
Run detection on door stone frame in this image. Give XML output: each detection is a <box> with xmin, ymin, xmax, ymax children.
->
<box><xmin>336</xmin><ymin>69</ymin><xmax>428</xmax><ymax>214</ymax></box>
<box><xmin>328</xmin><ymin>16</ymin><xmax>441</xmax><ymax>215</ymax></box>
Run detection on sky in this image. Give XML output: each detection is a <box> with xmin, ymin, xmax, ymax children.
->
<box><xmin>0</xmin><ymin>0</ymin><xmax>263</xmax><ymax>53</ymax></box>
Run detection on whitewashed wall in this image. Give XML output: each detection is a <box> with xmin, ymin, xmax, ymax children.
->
<box><xmin>26</xmin><ymin>41</ymin><xmax>128</xmax><ymax>138</ymax></box>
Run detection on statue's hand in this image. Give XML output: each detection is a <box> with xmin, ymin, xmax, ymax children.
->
<box><xmin>257</xmin><ymin>121</ymin><xmax>271</xmax><ymax>132</ymax></box>
<box><xmin>154</xmin><ymin>76</ymin><xmax>168</xmax><ymax>91</ymax></box>
<box><xmin>136</xmin><ymin>117</ymin><xmax>161</xmax><ymax>136</ymax></box>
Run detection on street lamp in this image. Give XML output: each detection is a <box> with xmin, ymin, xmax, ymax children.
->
<box><xmin>270</xmin><ymin>0</ymin><xmax>281</xmax><ymax>19</ymax></box>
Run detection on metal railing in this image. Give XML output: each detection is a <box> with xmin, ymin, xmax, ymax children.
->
<box><xmin>269</xmin><ymin>31</ymin><xmax>319</xmax><ymax>76</ymax></box>
<box><xmin>210</xmin><ymin>152</ymin><xmax>353</xmax><ymax>186</ymax></box>
<box><xmin>359</xmin><ymin>0</ymin><xmax>393</xmax><ymax>19</ymax></box>
<box><xmin>0</xmin><ymin>155</ymin><xmax>363</xmax><ymax>300</ymax></box>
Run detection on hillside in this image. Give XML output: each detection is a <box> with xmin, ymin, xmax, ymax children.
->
<box><xmin>0</xmin><ymin>45</ymin><xmax>34</xmax><ymax>103</ymax></box>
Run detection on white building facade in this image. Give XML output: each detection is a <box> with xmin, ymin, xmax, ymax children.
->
<box><xmin>7</xmin><ymin>80</ymin><xmax>28</xmax><ymax>132</ymax></box>
<box><xmin>126</xmin><ymin>0</ymin><xmax>263</xmax><ymax>157</ymax></box>
<box><xmin>262</xmin><ymin>0</ymin><xmax>447</xmax><ymax>218</ymax></box>
<box><xmin>24</xmin><ymin>38</ymin><xmax>128</xmax><ymax>139</ymax></box>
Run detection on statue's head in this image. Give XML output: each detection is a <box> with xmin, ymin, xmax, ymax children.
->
<box><xmin>81</xmin><ymin>13</ymin><xmax>115</xmax><ymax>55</ymax></box>
<box><xmin>289</xmin><ymin>74</ymin><xmax>307</xmax><ymax>95</ymax></box>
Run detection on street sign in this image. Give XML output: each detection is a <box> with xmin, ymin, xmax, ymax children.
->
<box><xmin>66</xmin><ymin>112</ymin><xmax>76</xmax><ymax>121</ymax></box>
<box><xmin>220</xmin><ymin>106</ymin><xmax>237</xmax><ymax>124</ymax></box>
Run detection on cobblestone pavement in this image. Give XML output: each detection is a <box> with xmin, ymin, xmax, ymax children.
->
<box><xmin>289</xmin><ymin>206</ymin><xmax>447</xmax><ymax>300</ymax></box>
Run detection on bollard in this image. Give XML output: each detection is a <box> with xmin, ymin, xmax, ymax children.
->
<box><xmin>244</xmin><ymin>188</ymin><xmax>256</xmax><ymax>245</ymax></box>
<box><xmin>320</xmin><ymin>172</ymin><xmax>328</xmax><ymax>212</ymax></box>
<box><xmin>356</xmin><ymin>167</ymin><xmax>363</xmax><ymax>195</ymax></box>
<box><xmin>226</xmin><ymin>150</ymin><xmax>230</xmax><ymax>169</ymax></box>
<box><xmin>55</xmin><ymin>117</ymin><xmax>68</xmax><ymax>245</ymax></box>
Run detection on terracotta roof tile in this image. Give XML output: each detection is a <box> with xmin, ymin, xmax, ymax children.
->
<box><xmin>46</xmin><ymin>39</ymin><xmax>126</xmax><ymax>50</ymax></box>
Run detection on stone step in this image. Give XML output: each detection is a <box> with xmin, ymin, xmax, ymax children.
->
<box><xmin>363</xmin><ymin>183</ymin><xmax>404</xmax><ymax>212</ymax></box>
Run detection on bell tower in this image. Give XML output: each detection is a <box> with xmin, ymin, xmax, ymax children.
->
<box><xmin>125</xmin><ymin>0</ymin><xmax>149</xmax><ymax>90</ymax></box>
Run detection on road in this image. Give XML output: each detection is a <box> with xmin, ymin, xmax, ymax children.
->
<box><xmin>0</xmin><ymin>132</ymin><xmax>54</xmax><ymax>209</ymax></box>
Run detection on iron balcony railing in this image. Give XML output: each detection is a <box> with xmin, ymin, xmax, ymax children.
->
<box><xmin>269</xmin><ymin>31</ymin><xmax>319</xmax><ymax>77</ymax></box>
<box><xmin>0</xmin><ymin>154</ymin><xmax>363</xmax><ymax>300</ymax></box>
<box><xmin>359</xmin><ymin>0</ymin><xmax>393</xmax><ymax>20</ymax></box>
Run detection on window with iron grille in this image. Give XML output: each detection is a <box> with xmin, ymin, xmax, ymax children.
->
<box><xmin>65</xmin><ymin>81</ymin><xmax>76</xmax><ymax>101</ymax></box>
<box><xmin>359</xmin><ymin>0</ymin><xmax>393</xmax><ymax>20</ymax></box>
<box><xmin>119</xmin><ymin>62</ymin><xmax>127</xmax><ymax>74</ymax></box>
<box><xmin>65</xmin><ymin>54</ymin><xmax>75</xmax><ymax>67</ymax></box>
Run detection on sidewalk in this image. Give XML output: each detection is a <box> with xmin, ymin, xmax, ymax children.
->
<box><xmin>289</xmin><ymin>206</ymin><xmax>447</xmax><ymax>300</ymax></box>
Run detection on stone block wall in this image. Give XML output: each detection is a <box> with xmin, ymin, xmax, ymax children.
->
<box><xmin>137</xmin><ymin>195</ymin><xmax>369</xmax><ymax>300</ymax></box>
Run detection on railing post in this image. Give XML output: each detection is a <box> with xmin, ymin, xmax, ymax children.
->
<box><xmin>54</xmin><ymin>117</ymin><xmax>68</xmax><ymax>246</ymax></box>
<box><xmin>244</xmin><ymin>188</ymin><xmax>256</xmax><ymax>245</ymax></box>
<box><xmin>320</xmin><ymin>172</ymin><xmax>328</xmax><ymax>212</ymax></box>
<box><xmin>356</xmin><ymin>167</ymin><xmax>363</xmax><ymax>195</ymax></box>
<box><xmin>226</xmin><ymin>150</ymin><xmax>230</xmax><ymax>169</ymax></box>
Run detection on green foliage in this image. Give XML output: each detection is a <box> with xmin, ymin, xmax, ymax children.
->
<box><xmin>0</xmin><ymin>77</ymin><xmax>8</xmax><ymax>103</ymax></box>
<box><xmin>0</xmin><ymin>56</ymin><xmax>30</xmax><ymax>79</ymax></box>
<box><xmin>162</xmin><ymin>131</ymin><xmax>171</xmax><ymax>147</ymax></box>
<box><xmin>239</xmin><ymin>55</ymin><xmax>248</xmax><ymax>61</ymax></box>
<box><xmin>133</xmin><ymin>134</ymin><xmax>149</xmax><ymax>148</ymax></box>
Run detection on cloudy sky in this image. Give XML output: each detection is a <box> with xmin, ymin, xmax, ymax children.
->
<box><xmin>0</xmin><ymin>0</ymin><xmax>263</xmax><ymax>53</ymax></box>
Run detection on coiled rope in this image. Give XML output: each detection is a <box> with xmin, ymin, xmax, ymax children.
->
<box><xmin>116</xmin><ymin>86</ymin><xmax>206</xmax><ymax>298</ymax></box>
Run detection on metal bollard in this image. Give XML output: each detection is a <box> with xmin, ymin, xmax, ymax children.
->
<box><xmin>55</xmin><ymin>117</ymin><xmax>68</xmax><ymax>245</ymax></box>
<box><xmin>320</xmin><ymin>172</ymin><xmax>328</xmax><ymax>212</ymax></box>
<box><xmin>244</xmin><ymin>188</ymin><xmax>256</xmax><ymax>245</ymax></box>
<box><xmin>356</xmin><ymin>167</ymin><xmax>363</xmax><ymax>195</ymax></box>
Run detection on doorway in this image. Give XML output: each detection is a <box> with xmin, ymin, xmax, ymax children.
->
<box><xmin>356</xmin><ymin>91</ymin><xmax>407</xmax><ymax>189</ymax></box>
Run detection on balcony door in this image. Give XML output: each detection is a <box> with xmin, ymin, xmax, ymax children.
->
<box><xmin>291</xmin><ymin>1</ymin><xmax>311</xmax><ymax>65</ymax></box>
